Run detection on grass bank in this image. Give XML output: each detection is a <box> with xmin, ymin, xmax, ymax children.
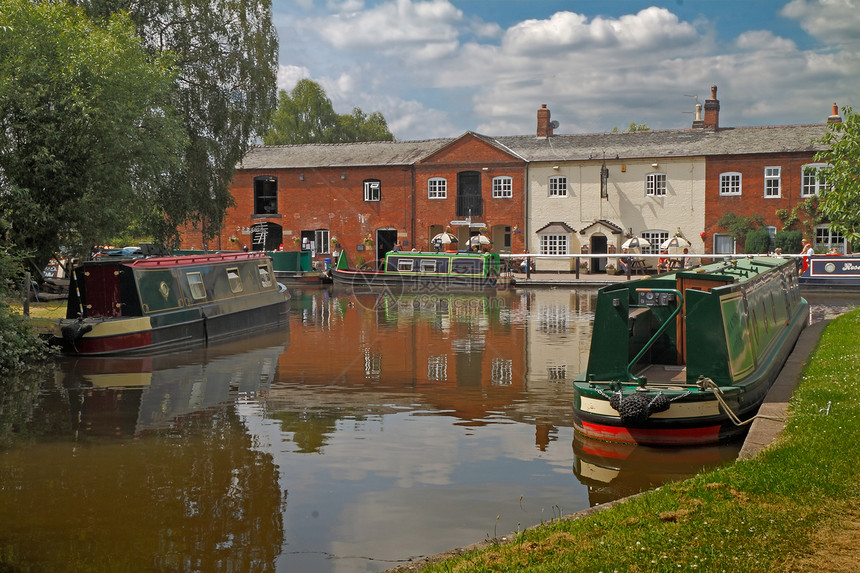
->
<box><xmin>414</xmin><ymin>309</ymin><xmax>860</xmax><ymax>573</ymax></box>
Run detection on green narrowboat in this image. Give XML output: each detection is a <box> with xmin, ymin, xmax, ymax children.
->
<box><xmin>329</xmin><ymin>250</ymin><xmax>511</xmax><ymax>290</ymax></box>
<box><xmin>54</xmin><ymin>252</ymin><xmax>290</xmax><ymax>356</ymax></box>
<box><xmin>573</xmin><ymin>256</ymin><xmax>808</xmax><ymax>445</ymax></box>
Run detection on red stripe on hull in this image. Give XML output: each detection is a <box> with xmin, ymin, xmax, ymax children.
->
<box><xmin>577</xmin><ymin>419</ymin><xmax>727</xmax><ymax>446</ymax></box>
<box><xmin>68</xmin><ymin>331</ymin><xmax>155</xmax><ymax>355</ymax></box>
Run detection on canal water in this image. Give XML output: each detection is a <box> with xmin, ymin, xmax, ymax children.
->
<box><xmin>0</xmin><ymin>288</ymin><xmax>855</xmax><ymax>572</ymax></box>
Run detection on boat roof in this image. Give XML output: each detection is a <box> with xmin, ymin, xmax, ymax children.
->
<box><xmin>126</xmin><ymin>252</ymin><xmax>270</xmax><ymax>268</ymax></box>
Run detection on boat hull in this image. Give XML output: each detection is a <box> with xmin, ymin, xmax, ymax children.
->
<box><xmin>330</xmin><ymin>268</ymin><xmax>506</xmax><ymax>290</ymax></box>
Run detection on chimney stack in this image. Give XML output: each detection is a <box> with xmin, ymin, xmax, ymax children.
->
<box><xmin>537</xmin><ymin>104</ymin><xmax>552</xmax><ymax>138</ymax></box>
<box><xmin>702</xmin><ymin>85</ymin><xmax>720</xmax><ymax>130</ymax></box>
<box><xmin>828</xmin><ymin>103</ymin><xmax>843</xmax><ymax>124</ymax></box>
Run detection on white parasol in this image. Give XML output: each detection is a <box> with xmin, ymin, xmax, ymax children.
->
<box><xmin>431</xmin><ymin>232</ymin><xmax>458</xmax><ymax>244</ymax></box>
<box><xmin>660</xmin><ymin>236</ymin><xmax>692</xmax><ymax>250</ymax></box>
<box><xmin>621</xmin><ymin>236</ymin><xmax>650</xmax><ymax>250</ymax></box>
<box><xmin>468</xmin><ymin>235</ymin><xmax>491</xmax><ymax>246</ymax></box>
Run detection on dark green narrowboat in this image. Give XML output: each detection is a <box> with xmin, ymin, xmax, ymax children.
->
<box><xmin>574</xmin><ymin>256</ymin><xmax>808</xmax><ymax>445</ymax></box>
<box><xmin>54</xmin><ymin>252</ymin><xmax>290</xmax><ymax>356</ymax></box>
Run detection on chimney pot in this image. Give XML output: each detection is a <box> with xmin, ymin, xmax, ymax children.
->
<box><xmin>828</xmin><ymin>102</ymin><xmax>843</xmax><ymax>124</ymax></box>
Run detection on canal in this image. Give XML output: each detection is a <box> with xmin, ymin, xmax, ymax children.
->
<box><xmin>0</xmin><ymin>288</ymin><xmax>855</xmax><ymax>572</ymax></box>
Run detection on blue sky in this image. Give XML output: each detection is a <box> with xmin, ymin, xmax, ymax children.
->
<box><xmin>271</xmin><ymin>0</ymin><xmax>859</xmax><ymax>140</ymax></box>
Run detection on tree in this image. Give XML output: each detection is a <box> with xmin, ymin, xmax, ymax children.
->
<box><xmin>77</xmin><ymin>0</ymin><xmax>280</xmax><ymax>247</ymax></box>
<box><xmin>611</xmin><ymin>122</ymin><xmax>650</xmax><ymax>133</ymax></box>
<box><xmin>0</xmin><ymin>0</ymin><xmax>187</xmax><ymax>268</ymax></box>
<box><xmin>263</xmin><ymin>79</ymin><xmax>394</xmax><ymax>145</ymax></box>
<box><xmin>814</xmin><ymin>106</ymin><xmax>860</xmax><ymax>247</ymax></box>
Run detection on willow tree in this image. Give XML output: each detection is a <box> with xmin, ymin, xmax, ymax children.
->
<box><xmin>78</xmin><ymin>0</ymin><xmax>279</xmax><ymax>247</ymax></box>
<box><xmin>0</xmin><ymin>0</ymin><xmax>186</xmax><ymax>267</ymax></box>
<box><xmin>815</xmin><ymin>106</ymin><xmax>860</xmax><ymax>247</ymax></box>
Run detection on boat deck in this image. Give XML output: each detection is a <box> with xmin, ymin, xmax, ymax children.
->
<box><xmin>632</xmin><ymin>364</ymin><xmax>690</xmax><ymax>386</ymax></box>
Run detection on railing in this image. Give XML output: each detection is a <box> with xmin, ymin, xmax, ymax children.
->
<box><xmin>456</xmin><ymin>196</ymin><xmax>483</xmax><ymax>217</ymax></box>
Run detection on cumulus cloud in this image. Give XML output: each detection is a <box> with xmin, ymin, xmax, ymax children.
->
<box><xmin>270</xmin><ymin>0</ymin><xmax>860</xmax><ymax>140</ymax></box>
<box><xmin>781</xmin><ymin>0</ymin><xmax>860</xmax><ymax>46</ymax></box>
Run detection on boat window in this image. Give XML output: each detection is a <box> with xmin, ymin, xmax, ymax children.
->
<box><xmin>258</xmin><ymin>265</ymin><xmax>273</xmax><ymax>287</ymax></box>
<box><xmin>227</xmin><ymin>267</ymin><xmax>243</xmax><ymax>293</ymax></box>
<box><xmin>451</xmin><ymin>259</ymin><xmax>482</xmax><ymax>274</ymax></box>
<box><xmin>420</xmin><ymin>260</ymin><xmax>437</xmax><ymax>273</ymax></box>
<box><xmin>186</xmin><ymin>272</ymin><xmax>207</xmax><ymax>300</ymax></box>
<box><xmin>397</xmin><ymin>259</ymin><xmax>414</xmax><ymax>272</ymax></box>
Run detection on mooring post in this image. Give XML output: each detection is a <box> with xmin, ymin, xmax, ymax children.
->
<box><xmin>23</xmin><ymin>271</ymin><xmax>30</xmax><ymax>317</ymax></box>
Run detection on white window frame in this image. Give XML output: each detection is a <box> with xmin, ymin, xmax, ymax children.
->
<box><xmin>764</xmin><ymin>166</ymin><xmax>781</xmax><ymax>198</ymax></box>
<box><xmin>814</xmin><ymin>225</ymin><xmax>845</xmax><ymax>253</ymax></box>
<box><xmin>713</xmin><ymin>233</ymin><xmax>735</xmax><ymax>255</ymax></box>
<box><xmin>492</xmin><ymin>176</ymin><xmax>512</xmax><ymax>198</ymax></box>
<box><xmin>646</xmin><ymin>173</ymin><xmax>667</xmax><ymax>197</ymax></box>
<box><xmin>428</xmin><ymin>177</ymin><xmax>447</xmax><ymax>199</ymax></box>
<box><xmin>548</xmin><ymin>176</ymin><xmax>567</xmax><ymax>197</ymax></box>
<box><xmin>364</xmin><ymin>180</ymin><xmax>380</xmax><ymax>202</ymax></box>
<box><xmin>539</xmin><ymin>234</ymin><xmax>568</xmax><ymax>255</ymax></box>
<box><xmin>641</xmin><ymin>230</ymin><xmax>668</xmax><ymax>255</ymax></box>
<box><xmin>186</xmin><ymin>272</ymin><xmax>207</xmax><ymax>300</ymax></box>
<box><xmin>801</xmin><ymin>163</ymin><xmax>828</xmax><ymax>197</ymax></box>
<box><xmin>314</xmin><ymin>229</ymin><xmax>330</xmax><ymax>254</ymax></box>
<box><xmin>719</xmin><ymin>172</ymin><xmax>742</xmax><ymax>196</ymax></box>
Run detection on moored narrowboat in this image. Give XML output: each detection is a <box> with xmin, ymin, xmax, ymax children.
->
<box><xmin>53</xmin><ymin>252</ymin><xmax>290</xmax><ymax>356</ymax></box>
<box><xmin>330</xmin><ymin>250</ymin><xmax>512</xmax><ymax>290</ymax></box>
<box><xmin>799</xmin><ymin>253</ymin><xmax>860</xmax><ymax>290</ymax></box>
<box><xmin>573</xmin><ymin>257</ymin><xmax>808</xmax><ymax>446</ymax></box>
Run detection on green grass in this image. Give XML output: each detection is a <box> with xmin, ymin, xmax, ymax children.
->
<box><xmin>418</xmin><ymin>309</ymin><xmax>860</xmax><ymax>573</ymax></box>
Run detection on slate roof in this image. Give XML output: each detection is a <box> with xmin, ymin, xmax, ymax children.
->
<box><xmin>238</xmin><ymin>124</ymin><xmax>830</xmax><ymax>169</ymax></box>
<box><xmin>495</xmin><ymin>124</ymin><xmax>830</xmax><ymax>162</ymax></box>
<box><xmin>238</xmin><ymin>139</ymin><xmax>454</xmax><ymax>169</ymax></box>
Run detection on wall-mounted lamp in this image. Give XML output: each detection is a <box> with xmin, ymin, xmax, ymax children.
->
<box><xmin>299</xmin><ymin>173</ymin><xmax>304</xmax><ymax>181</ymax></box>
<box><xmin>552</xmin><ymin>165</ymin><xmax>559</xmax><ymax>170</ymax></box>
<box><xmin>482</xmin><ymin>167</ymin><xmax>489</xmax><ymax>171</ymax></box>
<box><xmin>341</xmin><ymin>172</ymin><xmax>346</xmax><ymax>180</ymax></box>
<box><xmin>621</xmin><ymin>165</ymin><xmax>627</xmax><ymax>172</ymax></box>
<box><xmin>600</xmin><ymin>160</ymin><xmax>609</xmax><ymax>199</ymax></box>
<box><xmin>651</xmin><ymin>162</ymin><xmax>659</xmax><ymax>169</ymax></box>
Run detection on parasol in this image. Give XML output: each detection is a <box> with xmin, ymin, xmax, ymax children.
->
<box><xmin>621</xmin><ymin>236</ymin><xmax>650</xmax><ymax>250</ymax></box>
<box><xmin>660</xmin><ymin>236</ymin><xmax>692</xmax><ymax>250</ymax></box>
<box><xmin>468</xmin><ymin>235</ymin><xmax>491</xmax><ymax>246</ymax></box>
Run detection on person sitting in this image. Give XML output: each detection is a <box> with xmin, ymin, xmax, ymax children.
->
<box><xmin>618</xmin><ymin>248</ymin><xmax>630</xmax><ymax>274</ymax></box>
<box><xmin>682</xmin><ymin>248</ymin><xmax>692</xmax><ymax>269</ymax></box>
<box><xmin>657</xmin><ymin>250</ymin><xmax>669</xmax><ymax>272</ymax></box>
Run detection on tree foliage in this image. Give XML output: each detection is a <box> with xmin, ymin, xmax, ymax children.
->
<box><xmin>264</xmin><ymin>79</ymin><xmax>394</xmax><ymax>145</ymax></box>
<box><xmin>0</xmin><ymin>0</ymin><xmax>187</xmax><ymax>268</ymax></box>
<box><xmin>77</xmin><ymin>0</ymin><xmax>280</xmax><ymax>247</ymax></box>
<box><xmin>815</xmin><ymin>106</ymin><xmax>860</xmax><ymax>246</ymax></box>
<box><xmin>611</xmin><ymin>122</ymin><xmax>650</xmax><ymax>133</ymax></box>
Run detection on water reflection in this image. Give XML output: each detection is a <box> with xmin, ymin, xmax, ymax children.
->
<box><xmin>0</xmin><ymin>288</ymin><xmax>854</xmax><ymax>573</ymax></box>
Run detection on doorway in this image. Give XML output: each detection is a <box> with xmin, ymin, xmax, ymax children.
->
<box><xmin>377</xmin><ymin>229</ymin><xmax>398</xmax><ymax>263</ymax></box>
<box><xmin>590</xmin><ymin>234</ymin><xmax>608</xmax><ymax>272</ymax></box>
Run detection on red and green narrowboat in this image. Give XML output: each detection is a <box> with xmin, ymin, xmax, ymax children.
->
<box><xmin>573</xmin><ymin>256</ymin><xmax>808</xmax><ymax>446</ymax></box>
<box><xmin>54</xmin><ymin>252</ymin><xmax>290</xmax><ymax>356</ymax></box>
<box><xmin>330</xmin><ymin>250</ymin><xmax>511</xmax><ymax>290</ymax></box>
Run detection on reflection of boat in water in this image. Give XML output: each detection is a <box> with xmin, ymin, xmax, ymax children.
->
<box><xmin>57</xmin><ymin>330</ymin><xmax>288</xmax><ymax>436</ymax></box>
<box><xmin>54</xmin><ymin>252</ymin><xmax>290</xmax><ymax>355</ymax></box>
<box><xmin>799</xmin><ymin>254</ymin><xmax>860</xmax><ymax>290</ymax></box>
<box><xmin>573</xmin><ymin>434</ymin><xmax>741</xmax><ymax>506</ymax></box>
<box><xmin>574</xmin><ymin>256</ymin><xmax>808</xmax><ymax>445</ymax></box>
<box><xmin>330</xmin><ymin>250</ymin><xmax>512</xmax><ymax>291</ymax></box>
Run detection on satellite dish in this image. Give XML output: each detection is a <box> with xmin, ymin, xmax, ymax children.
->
<box><xmin>550</xmin><ymin>120</ymin><xmax>560</xmax><ymax>129</ymax></box>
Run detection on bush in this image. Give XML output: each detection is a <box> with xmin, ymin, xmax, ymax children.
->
<box><xmin>744</xmin><ymin>228</ymin><xmax>772</xmax><ymax>254</ymax></box>
<box><xmin>775</xmin><ymin>230</ymin><xmax>803</xmax><ymax>254</ymax></box>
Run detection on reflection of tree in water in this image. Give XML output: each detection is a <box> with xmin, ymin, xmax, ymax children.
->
<box><xmin>0</xmin><ymin>389</ymin><xmax>284</xmax><ymax>572</ymax></box>
<box><xmin>268</xmin><ymin>410</ymin><xmax>340</xmax><ymax>453</ymax></box>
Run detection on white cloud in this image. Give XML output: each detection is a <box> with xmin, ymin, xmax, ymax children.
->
<box><xmin>781</xmin><ymin>0</ymin><xmax>860</xmax><ymax>46</ymax></box>
<box><xmin>277</xmin><ymin>64</ymin><xmax>311</xmax><ymax>92</ymax></box>
<box><xmin>271</xmin><ymin>0</ymin><xmax>860</xmax><ymax>140</ymax></box>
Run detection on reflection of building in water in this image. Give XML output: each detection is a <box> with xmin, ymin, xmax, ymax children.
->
<box><xmin>273</xmin><ymin>290</ymin><xmax>527</xmax><ymax>427</ymax></box>
<box><xmin>526</xmin><ymin>289</ymin><xmax>594</xmax><ymax>384</ymax></box>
